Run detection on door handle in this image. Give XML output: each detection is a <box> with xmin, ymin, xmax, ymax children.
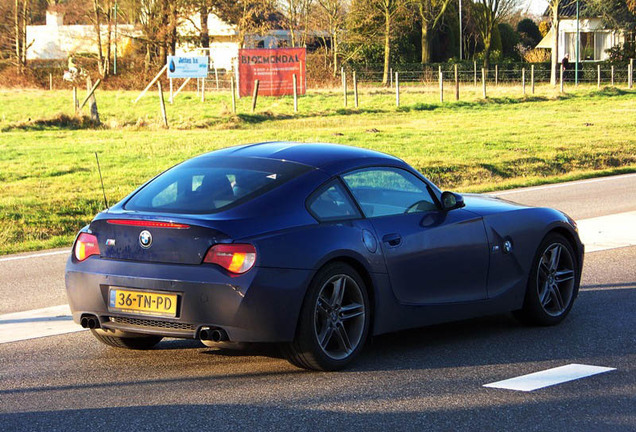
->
<box><xmin>382</xmin><ymin>233</ymin><xmax>402</xmax><ymax>247</ymax></box>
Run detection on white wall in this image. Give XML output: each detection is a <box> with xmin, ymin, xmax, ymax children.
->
<box><xmin>558</xmin><ymin>18</ymin><xmax>624</xmax><ymax>61</ymax></box>
<box><xmin>26</xmin><ymin>11</ymin><xmax>137</xmax><ymax>61</ymax></box>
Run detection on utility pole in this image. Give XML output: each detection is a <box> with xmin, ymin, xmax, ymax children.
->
<box><xmin>459</xmin><ymin>0</ymin><xmax>463</xmax><ymax>60</ymax></box>
<box><xmin>575</xmin><ymin>0</ymin><xmax>579</xmax><ymax>85</ymax></box>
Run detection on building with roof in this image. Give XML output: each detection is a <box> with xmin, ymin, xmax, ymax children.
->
<box><xmin>26</xmin><ymin>10</ymin><xmax>138</xmax><ymax>61</ymax></box>
<box><xmin>536</xmin><ymin>1</ymin><xmax>625</xmax><ymax>62</ymax></box>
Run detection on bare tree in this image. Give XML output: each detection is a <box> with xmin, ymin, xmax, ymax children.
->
<box><xmin>545</xmin><ymin>0</ymin><xmax>574</xmax><ymax>85</ymax></box>
<box><xmin>474</xmin><ymin>0</ymin><xmax>519</xmax><ymax>69</ymax></box>
<box><xmin>215</xmin><ymin>0</ymin><xmax>278</xmax><ymax>49</ymax></box>
<box><xmin>13</xmin><ymin>0</ymin><xmax>30</xmax><ymax>74</ymax></box>
<box><xmin>410</xmin><ymin>0</ymin><xmax>451</xmax><ymax>64</ymax></box>
<box><xmin>279</xmin><ymin>0</ymin><xmax>313</xmax><ymax>47</ymax></box>
<box><xmin>316</xmin><ymin>0</ymin><xmax>345</xmax><ymax>76</ymax></box>
<box><xmin>366</xmin><ymin>0</ymin><xmax>403</xmax><ymax>84</ymax></box>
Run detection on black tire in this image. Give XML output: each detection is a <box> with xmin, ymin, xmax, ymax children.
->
<box><xmin>282</xmin><ymin>262</ymin><xmax>371</xmax><ymax>371</ymax></box>
<box><xmin>515</xmin><ymin>233</ymin><xmax>580</xmax><ymax>326</ymax></box>
<box><xmin>91</xmin><ymin>329</ymin><xmax>163</xmax><ymax>350</ymax></box>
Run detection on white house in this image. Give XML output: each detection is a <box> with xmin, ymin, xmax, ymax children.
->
<box><xmin>26</xmin><ymin>10</ymin><xmax>138</xmax><ymax>61</ymax></box>
<box><xmin>537</xmin><ymin>2</ymin><xmax>625</xmax><ymax>62</ymax></box>
<box><xmin>26</xmin><ymin>9</ymin><xmax>294</xmax><ymax>72</ymax></box>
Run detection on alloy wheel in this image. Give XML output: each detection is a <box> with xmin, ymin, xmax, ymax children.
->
<box><xmin>314</xmin><ymin>274</ymin><xmax>366</xmax><ymax>360</ymax></box>
<box><xmin>536</xmin><ymin>242</ymin><xmax>576</xmax><ymax>317</ymax></box>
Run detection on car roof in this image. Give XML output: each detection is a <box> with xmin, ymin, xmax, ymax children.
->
<box><xmin>203</xmin><ymin>141</ymin><xmax>404</xmax><ymax>175</ymax></box>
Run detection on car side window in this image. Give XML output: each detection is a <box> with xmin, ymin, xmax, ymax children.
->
<box><xmin>308</xmin><ymin>180</ymin><xmax>361</xmax><ymax>221</ymax></box>
<box><xmin>341</xmin><ymin>167</ymin><xmax>438</xmax><ymax>217</ymax></box>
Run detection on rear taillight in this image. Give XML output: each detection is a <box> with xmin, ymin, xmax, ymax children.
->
<box><xmin>203</xmin><ymin>244</ymin><xmax>256</xmax><ymax>274</ymax></box>
<box><xmin>74</xmin><ymin>233</ymin><xmax>100</xmax><ymax>261</ymax></box>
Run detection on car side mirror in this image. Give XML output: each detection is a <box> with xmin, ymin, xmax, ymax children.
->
<box><xmin>441</xmin><ymin>191</ymin><xmax>465</xmax><ymax>210</ymax></box>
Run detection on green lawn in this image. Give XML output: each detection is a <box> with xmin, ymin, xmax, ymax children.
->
<box><xmin>0</xmin><ymin>85</ymin><xmax>635</xmax><ymax>255</ymax></box>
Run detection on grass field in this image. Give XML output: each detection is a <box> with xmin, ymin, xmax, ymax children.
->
<box><xmin>0</xmin><ymin>84</ymin><xmax>635</xmax><ymax>255</ymax></box>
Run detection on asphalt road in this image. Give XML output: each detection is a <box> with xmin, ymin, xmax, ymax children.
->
<box><xmin>1</xmin><ymin>174</ymin><xmax>634</xmax><ymax>431</ymax></box>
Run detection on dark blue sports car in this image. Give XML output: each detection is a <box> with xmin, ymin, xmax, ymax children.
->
<box><xmin>65</xmin><ymin>142</ymin><xmax>583</xmax><ymax>370</ymax></box>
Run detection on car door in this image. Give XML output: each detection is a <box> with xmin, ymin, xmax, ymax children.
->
<box><xmin>341</xmin><ymin>167</ymin><xmax>489</xmax><ymax>305</ymax></box>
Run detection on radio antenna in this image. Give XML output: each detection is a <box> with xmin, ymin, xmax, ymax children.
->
<box><xmin>94</xmin><ymin>152</ymin><xmax>109</xmax><ymax>210</ymax></box>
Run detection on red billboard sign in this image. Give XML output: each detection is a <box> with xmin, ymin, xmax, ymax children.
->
<box><xmin>238</xmin><ymin>48</ymin><xmax>306</xmax><ymax>97</ymax></box>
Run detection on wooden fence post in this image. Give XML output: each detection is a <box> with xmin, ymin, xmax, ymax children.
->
<box><xmin>482</xmin><ymin>68</ymin><xmax>487</xmax><ymax>98</ymax></box>
<box><xmin>73</xmin><ymin>86</ymin><xmax>78</xmax><ymax>113</ymax></box>
<box><xmin>629</xmin><ymin>59</ymin><xmax>633</xmax><ymax>89</ymax></box>
<box><xmin>395</xmin><ymin>72</ymin><xmax>400</xmax><ymax>107</ymax></box>
<box><xmin>474</xmin><ymin>61</ymin><xmax>477</xmax><ymax>87</ymax></box>
<box><xmin>454</xmin><ymin>64</ymin><xmax>459</xmax><ymax>101</ymax></box>
<box><xmin>597</xmin><ymin>64</ymin><xmax>601</xmax><ymax>89</ymax></box>
<box><xmin>439</xmin><ymin>70</ymin><xmax>444</xmax><ymax>103</ymax></box>
<box><xmin>560</xmin><ymin>68</ymin><xmax>564</xmax><ymax>93</ymax></box>
<box><xmin>531</xmin><ymin>65</ymin><xmax>535</xmax><ymax>94</ymax></box>
<box><xmin>353</xmin><ymin>71</ymin><xmax>359</xmax><ymax>108</ymax></box>
<box><xmin>293</xmin><ymin>74</ymin><xmax>298</xmax><ymax>113</ymax></box>
<box><xmin>82</xmin><ymin>77</ymin><xmax>101</xmax><ymax>123</ymax></box>
<box><xmin>495</xmin><ymin>65</ymin><xmax>498</xmax><ymax>86</ymax></box>
<box><xmin>611</xmin><ymin>65</ymin><xmax>615</xmax><ymax>86</ymax></box>
<box><xmin>157</xmin><ymin>81</ymin><xmax>168</xmax><ymax>128</ymax></box>
<box><xmin>522</xmin><ymin>68</ymin><xmax>526</xmax><ymax>95</ymax></box>
<box><xmin>251</xmin><ymin>80</ymin><xmax>259</xmax><ymax>112</ymax></box>
<box><xmin>390</xmin><ymin>67</ymin><xmax>393</xmax><ymax>88</ymax></box>
<box><xmin>343</xmin><ymin>69</ymin><xmax>348</xmax><ymax>107</ymax></box>
<box><xmin>230</xmin><ymin>75</ymin><xmax>237</xmax><ymax>114</ymax></box>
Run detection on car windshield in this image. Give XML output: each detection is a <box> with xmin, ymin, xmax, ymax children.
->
<box><xmin>124</xmin><ymin>156</ymin><xmax>312</xmax><ymax>214</ymax></box>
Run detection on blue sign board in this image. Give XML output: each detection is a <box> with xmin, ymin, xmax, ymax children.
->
<box><xmin>167</xmin><ymin>56</ymin><xmax>209</xmax><ymax>78</ymax></box>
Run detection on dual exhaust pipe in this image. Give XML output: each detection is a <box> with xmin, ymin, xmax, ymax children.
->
<box><xmin>80</xmin><ymin>316</ymin><xmax>227</xmax><ymax>343</ymax></box>
<box><xmin>80</xmin><ymin>315</ymin><xmax>99</xmax><ymax>329</ymax></box>
<box><xmin>199</xmin><ymin>327</ymin><xmax>228</xmax><ymax>343</ymax></box>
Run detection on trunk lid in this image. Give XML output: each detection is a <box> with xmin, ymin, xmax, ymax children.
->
<box><xmin>90</xmin><ymin>215</ymin><xmax>230</xmax><ymax>265</ymax></box>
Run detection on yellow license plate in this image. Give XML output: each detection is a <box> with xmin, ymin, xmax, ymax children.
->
<box><xmin>108</xmin><ymin>288</ymin><xmax>178</xmax><ymax>318</ymax></box>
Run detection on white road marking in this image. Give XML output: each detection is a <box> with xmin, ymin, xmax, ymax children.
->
<box><xmin>491</xmin><ymin>173</ymin><xmax>636</xmax><ymax>196</ymax></box>
<box><xmin>0</xmin><ymin>304</ymin><xmax>85</xmax><ymax>344</ymax></box>
<box><xmin>484</xmin><ymin>364</ymin><xmax>616</xmax><ymax>391</ymax></box>
<box><xmin>0</xmin><ymin>249</ymin><xmax>70</xmax><ymax>263</ymax></box>
<box><xmin>576</xmin><ymin>211</ymin><xmax>636</xmax><ymax>252</ymax></box>
<box><xmin>580</xmin><ymin>285</ymin><xmax>635</xmax><ymax>292</ymax></box>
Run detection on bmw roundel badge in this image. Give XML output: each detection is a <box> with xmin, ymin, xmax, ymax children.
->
<box><xmin>139</xmin><ymin>230</ymin><xmax>153</xmax><ymax>248</ymax></box>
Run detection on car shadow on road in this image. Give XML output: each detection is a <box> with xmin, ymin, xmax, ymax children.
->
<box><xmin>137</xmin><ymin>283</ymin><xmax>634</xmax><ymax>373</ymax></box>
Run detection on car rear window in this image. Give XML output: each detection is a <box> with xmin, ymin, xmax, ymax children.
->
<box><xmin>124</xmin><ymin>156</ymin><xmax>312</xmax><ymax>214</ymax></box>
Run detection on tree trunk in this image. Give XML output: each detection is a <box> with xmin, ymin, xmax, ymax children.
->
<box><xmin>332</xmin><ymin>30</ymin><xmax>338</xmax><ymax>77</ymax></box>
<box><xmin>483</xmin><ymin>28</ymin><xmax>491</xmax><ymax>70</ymax></box>
<box><xmin>104</xmin><ymin>0</ymin><xmax>112</xmax><ymax>76</ymax></box>
<box><xmin>382</xmin><ymin>5</ymin><xmax>391</xmax><ymax>85</ymax></box>
<box><xmin>421</xmin><ymin>23</ymin><xmax>431</xmax><ymax>64</ymax></box>
<box><xmin>14</xmin><ymin>0</ymin><xmax>22</xmax><ymax>74</ymax></box>
<box><xmin>144</xmin><ymin>42</ymin><xmax>151</xmax><ymax>75</ymax></box>
<box><xmin>21</xmin><ymin>0</ymin><xmax>28</xmax><ymax>67</ymax></box>
<box><xmin>93</xmin><ymin>0</ymin><xmax>104</xmax><ymax>76</ymax></box>
<box><xmin>550</xmin><ymin>4</ymin><xmax>559</xmax><ymax>86</ymax></box>
<box><xmin>170</xmin><ymin>6</ymin><xmax>178</xmax><ymax>55</ymax></box>
<box><xmin>200</xmin><ymin>5</ymin><xmax>209</xmax><ymax>48</ymax></box>
<box><xmin>483</xmin><ymin>44</ymin><xmax>491</xmax><ymax>70</ymax></box>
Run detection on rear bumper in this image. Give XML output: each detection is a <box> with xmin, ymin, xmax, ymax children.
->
<box><xmin>65</xmin><ymin>256</ymin><xmax>313</xmax><ymax>342</ymax></box>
